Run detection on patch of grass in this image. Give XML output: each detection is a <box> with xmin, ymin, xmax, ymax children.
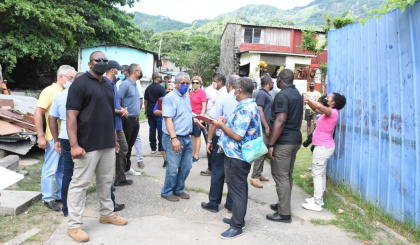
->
<box><xmin>184</xmin><ymin>187</ymin><xmax>209</xmax><ymax>195</ymax></box>
<box><xmin>139</xmin><ymin>109</ymin><xmax>147</xmax><ymax>122</ymax></box>
<box><xmin>26</xmin><ymin>235</ymin><xmax>41</xmax><ymax>242</ymax></box>
<box><xmin>294</xmin><ymin>130</ymin><xmax>420</xmax><ymax>244</ymax></box>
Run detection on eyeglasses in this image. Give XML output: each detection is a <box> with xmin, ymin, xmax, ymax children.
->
<box><xmin>90</xmin><ymin>58</ymin><xmax>109</xmax><ymax>63</ymax></box>
<box><xmin>180</xmin><ymin>82</ymin><xmax>190</xmax><ymax>85</ymax></box>
<box><xmin>192</xmin><ymin>82</ymin><xmax>200</xmax><ymax>84</ymax></box>
<box><xmin>63</xmin><ymin>75</ymin><xmax>75</xmax><ymax>81</ymax></box>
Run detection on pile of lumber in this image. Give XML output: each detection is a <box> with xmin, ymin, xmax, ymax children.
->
<box><xmin>0</xmin><ymin>98</ymin><xmax>36</xmax><ymax>137</ymax></box>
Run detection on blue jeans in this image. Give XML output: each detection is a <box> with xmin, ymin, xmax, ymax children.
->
<box><xmin>59</xmin><ymin>139</ymin><xmax>74</xmax><ymax>216</ymax></box>
<box><xmin>208</xmin><ymin>136</ymin><xmax>232</xmax><ymax>208</ymax></box>
<box><xmin>161</xmin><ymin>134</ymin><xmax>193</xmax><ymax>196</ymax></box>
<box><xmin>41</xmin><ymin>139</ymin><xmax>63</xmax><ymax>202</ymax></box>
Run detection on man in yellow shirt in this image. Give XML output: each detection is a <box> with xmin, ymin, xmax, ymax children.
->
<box><xmin>34</xmin><ymin>65</ymin><xmax>76</xmax><ymax>211</ymax></box>
<box><xmin>304</xmin><ymin>80</ymin><xmax>321</xmax><ymax>136</ymax></box>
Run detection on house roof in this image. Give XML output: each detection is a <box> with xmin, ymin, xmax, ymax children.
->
<box><xmin>221</xmin><ymin>22</ymin><xmax>326</xmax><ymax>39</ymax></box>
<box><xmin>79</xmin><ymin>43</ymin><xmax>159</xmax><ymax>60</ymax></box>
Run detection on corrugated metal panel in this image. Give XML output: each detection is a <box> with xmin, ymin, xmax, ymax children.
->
<box><xmin>327</xmin><ymin>2</ymin><xmax>420</xmax><ymax>226</ymax></box>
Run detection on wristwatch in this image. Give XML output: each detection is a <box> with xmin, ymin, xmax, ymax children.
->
<box><xmin>266</xmin><ymin>143</ymin><xmax>274</xmax><ymax>148</ymax></box>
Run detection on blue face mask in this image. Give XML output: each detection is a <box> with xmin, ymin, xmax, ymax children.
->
<box><xmin>118</xmin><ymin>73</ymin><xmax>125</xmax><ymax>81</ymax></box>
<box><xmin>64</xmin><ymin>81</ymin><xmax>72</xmax><ymax>89</ymax></box>
<box><xmin>179</xmin><ymin>84</ymin><xmax>189</xmax><ymax>94</ymax></box>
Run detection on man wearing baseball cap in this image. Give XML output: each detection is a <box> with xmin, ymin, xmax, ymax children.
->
<box><xmin>104</xmin><ymin>60</ymin><xmax>133</xmax><ymax>187</ymax></box>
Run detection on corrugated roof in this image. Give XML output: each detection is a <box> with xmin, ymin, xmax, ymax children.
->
<box><xmin>221</xmin><ymin>22</ymin><xmax>326</xmax><ymax>39</ymax></box>
<box><xmin>79</xmin><ymin>43</ymin><xmax>159</xmax><ymax>60</ymax></box>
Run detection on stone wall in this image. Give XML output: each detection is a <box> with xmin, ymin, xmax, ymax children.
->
<box><xmin>219</xmin><ymin>24</ymin><xmax>241</xmax><ymax>76</ymax></box>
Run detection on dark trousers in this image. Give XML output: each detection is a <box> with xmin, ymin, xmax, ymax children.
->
<box><xmin>122</xmin><ymin>117</ymin><xmax>140</xmax><ymax>171</ymax></box>
<box><xmin>203</xmin><ymin>123</ymin><xmax>212</xmax><ymax>171</ymax></box>
<box><xmin>147</xmin><ymin>116</ymin><xmax>158</xmax><ymax>151</ymax></box>
<box><xmin>115</xmin><ymin>130</ymin><xmax>128</xmax><ymax>182</ymax></box>
<box><xmin>224</xmin><ymin>156</ymin><xmax>251</xmax><ymax>229</ymax></box>
<box><xmin>208</xmin><ymin>136</ymin><xmax>232</xmax><ymax>208</ymax></box>
<box><xmin>157</xmin><ymin>119</ymin><xmax>163</xmax><ymax>151</ymax></box>
<box><xmin>59</xmin><ymin>139</ymin><xmax>74</xmax><ymax>216</ymax></box>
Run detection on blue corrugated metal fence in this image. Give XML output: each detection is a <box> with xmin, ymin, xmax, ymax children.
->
<box><xmin>327</xmin><ymin>2</ymin><xmax>420</xmax><ymax>226</ymax></box>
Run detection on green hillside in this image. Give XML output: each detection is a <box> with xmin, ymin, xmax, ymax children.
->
<box><xmin>181</xmin><ymin>0</ymin><xmax>387</xmax><ymax>38</ymax></box>
<box><xmin>132</xmin><ymin>12</ymin><xmax>192</xmax><ymax>33</ymax></box>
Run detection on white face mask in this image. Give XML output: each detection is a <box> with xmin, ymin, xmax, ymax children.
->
<box><xmin>64</xmin><ymin>81</ymin><xmax>72</xmax><ymax>89</ymax></box>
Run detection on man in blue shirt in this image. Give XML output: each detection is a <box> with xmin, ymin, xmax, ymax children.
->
<box><xmin>161</xmin><ymin>72</ymin><xmax>194</xmax><ymax>202</ymax></box>
<box><xmin>212</xmin><ymin>77</ymin><xmax>260</xmax><ymax>239</ymax></box>
<box><xmin>201</xmin><ymin>74</ymin><xmax>238</xmax><ymax>213</ymax></box>
<box><xmin>104</xmin><ymin>61</ymin><xmax>132</xmax><ymax>186</ymax></box>
<box><xmin>119</xmin><ymin>63</ymin><xmax>142</xmax><ymax>176</ymax></box>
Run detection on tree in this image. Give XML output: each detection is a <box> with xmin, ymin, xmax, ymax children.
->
<box><xmin>0</xmin><ymin>0</ymin><xmax>144</xmax><ymax>88</ymax></box>
<box><xmin>360</xmin><ymin>0</ymin><xmax>419</xmax><ymax>24</ymax></box>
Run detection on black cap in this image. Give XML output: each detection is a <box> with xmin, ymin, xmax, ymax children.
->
<box><xmin>107</xmin><ymin>60</ymin><xmax>124</xmax><ymax>71</ymax></box>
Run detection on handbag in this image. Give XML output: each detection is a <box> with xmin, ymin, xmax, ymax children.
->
<box><xmin>241</xmin><ymin>115</ymin><xmax>268</xmax><ymax>163</ymax></box>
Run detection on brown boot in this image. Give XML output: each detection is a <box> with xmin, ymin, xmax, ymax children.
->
<box><xmin>99</xmin><ymin>214</ymin><xmax>128</xmax><ymax>226</ymax></box>
<box><xmin>67</xmin><ymin>228</ymin><xmax>89</xmax><ymax>242</ymax></box>
<box><xmin>259</xmin><ymin>176</ymin><xmax>269</xmax><ymax>181</ymax></box>
<box><xmin>249</xmin><ymin>178</ymin><xmax>263</xmax><ymax>188</ymax></box>
<box><xmin>137</xmin><ymin>161</ymin><xmax>145</xmax><ymax>169</ymax></box>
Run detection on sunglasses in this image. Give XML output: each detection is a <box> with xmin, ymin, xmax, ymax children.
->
<box><xmin>91</xmin><ymin>58</ymin><xmax>109</xmax><ymax>63</ymax></box>
<box><xmin>192</xmin><ymin>82</ymin><xmax>200</xmax><ymax>84</ymax></box>
<box><xmin>180</xmin><ymin>82</ymin><xmax>190</xmax><ymax>85</ymax></box>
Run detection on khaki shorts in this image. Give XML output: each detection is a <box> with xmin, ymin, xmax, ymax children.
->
<box><xmin>305</xmin><ymin>108</ymin><xmax>317</xmax><ymax>121</ymax></box>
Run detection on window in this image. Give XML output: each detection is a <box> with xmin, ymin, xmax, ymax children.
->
<box><xmin>244</xmin><ymin>28</ymin><xmax>261</xmax><ymax>44</ymax></box>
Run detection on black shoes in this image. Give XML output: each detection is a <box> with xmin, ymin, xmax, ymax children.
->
<box><xmin>43</xmin><ymin>200</ymin><xmax>61</xmax><ymax>212</ymax></box>
<box><xmin>270</xmin><ymin>203</ymin><xmax>278</xmax><ymax>211</ymax></box>
<box><xmin>201</xmin><ymin>202</ymin><xmax>219</xmax><ymax>213</ymax></box>
<box><xmin>266</xmin><ymin>212</ymin><xmax>292</xmax><ymax>223</ymax></box>
<box><xmin>163</xmin><ymin>161</ymin><xmax>167</xmax><ymax>168</ymax></box>
<box><xmin>302</xmin><ymin>133</ymin><xmax>313</xmax><ymax>147</ymax></box>
<box><xmin>114</xmin><ymin>203</ymin><xmax>125</xmax><ymax>212</ymax></box>
<box><xmin>114</xmin><ymin>179</ymin><xmax>133</xmax><ymax>186</ymax></box>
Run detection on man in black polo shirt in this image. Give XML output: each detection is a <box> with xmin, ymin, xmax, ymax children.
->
<box><xmin>266</xmin><ymin>69</ymin><xmax>303</xmax><ymax>223</ymax></box>
<box><xmin>249</xmin><ymin>74</ymin><xmax>274</xmax><ymax>188</ymax></box>
<box><xmin>144</xmin><ymin>72</ymin><xmax>166</xmax><ymax>154</ymax></box>
<box><xmin>66</xmin><ymin>51</ymin><xmax>127</xmax><ymax>242</ymax></box>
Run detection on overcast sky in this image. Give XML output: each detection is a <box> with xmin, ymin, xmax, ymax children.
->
<box><xmin>119</xmin><ymin>0</ymin><xmax>315</xmax><ymax>23</ymax></box>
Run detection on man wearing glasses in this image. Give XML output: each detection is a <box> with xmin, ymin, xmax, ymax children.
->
<box><xmin>66</xmin><ymin>51</ymin><xmax>127</xmax><ymax>242</ymax></box>
<box><xmin>161</xmin><ymin>72</ymin><xmax>194</xmax><ymax>202</ymax></box>
<box><xmin>34</xmin><ymin>65</ymin><xmax>76</xmax><ymax>212</ymax></box>
<box><xmin>144</xmin><ymin>72</ymin><xmax>166</xmax><ymax>155</ymax></box>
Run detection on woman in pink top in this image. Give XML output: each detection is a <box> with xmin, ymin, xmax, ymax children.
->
<box><xmin>189</xmin><ymin>76</ymin><xmax>207</xmax><ymax>162</ymax></box>
<box><xmin>301</xmin><ymin>92</ymin><xmax>346</xmax><ymax>212</ymax></box>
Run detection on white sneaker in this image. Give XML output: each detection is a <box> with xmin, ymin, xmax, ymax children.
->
<box><xmin>151</xmin><ymin>151</ymin><xmax>157</xmax><ymax>154</ymax></box>
<box><xmin>305</xmin><ymin>197</ymin><xmax>324</xmax><ymax>206</ymax></box>
<box><xmin>125</xmin><ymin>168</ymin><xmax>141</xmax><ymax>176</ymax></box>
<box><xmin>302</xmin><ymin>201</ymin><xmax>322</xmax><ymax>212</ymax></box>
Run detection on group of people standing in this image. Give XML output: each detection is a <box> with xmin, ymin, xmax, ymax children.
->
<box><xmin>33</xmin><ymin>49</ymin><xmax>346</xmax><ymax>242</ymax></box>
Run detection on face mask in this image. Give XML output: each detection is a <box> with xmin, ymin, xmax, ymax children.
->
<box><xmin>138</xmin><ymin>71</ymin><xmax>143</xmax><ymax>80</ymax></box>
<box><xmin>179</xmin><ymin>84</ymin><xmax>189</xmax><ymax>94</ymax></box>
<box><xmin>118</xmin><ymin>73</ymin><xmax>125</xmax><ymax>81</ymax></box>
<box><xmin>93</xmin><ymin>62</ymin><xmax>108</xmax><ymax>74</ymax></box>
<box><xmin>166</xmin><ymin>90</ymin><xmax>171</xmax><ymax>94</ymax></box>
<box><xmin>322</xmin><ymin>98</ymin><xmax>329</xmax><ymax>107</ymax></box>
<box><xmin>64</xmin><ymin>81</ymin><xmax>72</xmax><ymax>89</ymax></box>
<box><xmin>192</xmin><ymin>84</ymin><xmax>199</xmax><ymax>90</ymax></box>
<box><xmin>309</xmin><ymin>85</ymin><xmax>315</xmax><ymax>90</ymax></box>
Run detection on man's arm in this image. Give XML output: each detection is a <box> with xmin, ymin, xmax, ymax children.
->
<box><xmin>206</xmin><ymin>124</ymin><xmax>216</xmax><ymax>153</ymax></box>
<box><xmin>267</xmin><ymin>112</ymin><xmax>287</xmax><ymax>160</ymax></box>
<box><xmin>164</xmin><ymin>117</ymin><xmax>182</xmax><ymax>154</ymax></box>
<box><xmin>66</xmin><ymin>110</ymin><xmax>85</xmax><ymax>159</ymax></box>
<box><xmin>140</xmin><ymin>98</ymin><xmax>143</xmax><ymax>110</ymax></box>
<box><xmin>48</xmin><ymin>115</ymin><xmax>61</xmax><ymax>153</ymax></box>
<box><xmin>258</xmin><ymin>106</ymin><xmax>269</xmax><ymax>137</ymax></box>
<box><xmin>34</xmin><ymin>107</ymin><xmax>47</xmax><ymax>149</ymax></box>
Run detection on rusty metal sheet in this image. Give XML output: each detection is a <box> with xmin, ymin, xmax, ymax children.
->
<box><xmin>327</xmin><ymin>2</ymin><xmax>420</xmax><ymax>226</ymax></box>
